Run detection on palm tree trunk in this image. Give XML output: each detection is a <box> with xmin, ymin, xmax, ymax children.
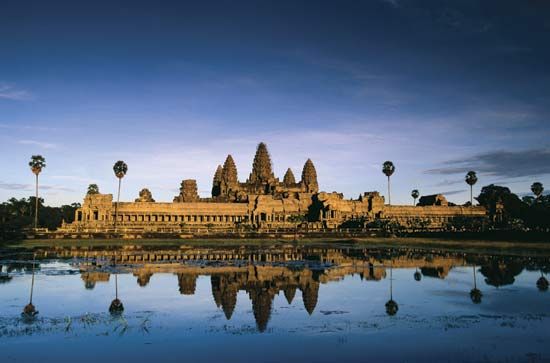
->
<box><xmin>114</xmin><ymin>178</ymin><xmax>121</xmax><ymax>232</ymax></box>
<box><xmin>470</xmin><ymin>185</ymin><xmax>473</xmax><ymax>207</ymax></box>
<box><xmin>387</xmin><ymin>176</ymin><xmax>391</xmax><ymax>205</ymax></box>
<box><xmin>34</xmin><ymin>174</ymin><xmax>39</xmax><ymax>229</ymax></box>
<box><xmin>389</xmin><ymin>260</ymin><xmax>393</xmax><ymax>300</ymax></box>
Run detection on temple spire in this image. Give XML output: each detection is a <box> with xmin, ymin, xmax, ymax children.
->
<box><xmin>212</xmin><ymin>164</ymin><xmax>223</xmax><ymax>197</ymax></box>
<box><xmin>301</xmin><ymin>158</ymin><xmax>319</xmax><ymax>193</ymax></box>
<box><xmin>222</xmin><ymin>155</ymin><xmax>238</xmax><ymax>185</ymax></box>
<box><xmin>249</xmin><ymin>142</ymin><xmax>274</xmax><ymax>184</ymax></box>
<box><xmin>283</xmin><ymin>168</ymin><xmax>296</xmax><ymax>186</ymax></box>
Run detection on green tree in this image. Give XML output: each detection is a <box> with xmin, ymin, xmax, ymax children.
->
<box><xmin>29</xmin><ymin>155</ymin><xmax>46</xmax><ymax>229</ymax></box>
<box><xmin>87</xmin><ymin>184</ymin><xmax>100</xmax><ymax>195</ymax></box>
<box><xmin>465</xmin><ymin>171</ymin><xmax>478</xmax><ymax>206</ymax></box>
<box><xmin>382</xmin><ymin>161</ymin><xmax>395</xmax><ymax>205</ymax></box>
<box><xmin>113</xmin><ymin>161</ymin><xmax>128</xmax><ymax>231</ymax></box>
<box><xmin>411</xmin><ymin>189</ymin><xmax>419</xmax><ymax>206</ymax></box>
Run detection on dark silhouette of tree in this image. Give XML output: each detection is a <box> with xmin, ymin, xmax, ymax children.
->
<box><xmin>109</xmin><ymin>253</ymin><xmax>124</xmax><ymax>315</ymax></box>
<box><xmin>465</xmin><ymin>171</ymin><xmax>477</xmax><ymax>206</ymax></box>
<box><xmin>385</xmin><ymin>260</ymin><xmax>398</xmax><ymax>316</ymax></box>
<box><xmin>22</xmin><ymin>254</ymin><xmax>38</xmax><ymax>317</ymax></box>
<box><xmin>87</xmin><ymin>184</ymin><xmax>100</xmax><ymax>195</ymax></box>
<box><xmin>411</xmin><ymin>189</ymin><xmax>419</xmax><ymax>206</ymax></box>
<box><xmin>531</xmin><ymin>182</ymin><xmax>544</xmax><ymax>200</ymax></box>
<box><xmin>536</xmin><ymin>271</ymin><xmax>548</xmax><ymax>292</ymax></box>
<box><xmin>382</xmin><ymin>161</ymin><xmax>395</xmax><ymax>205</ymax></box>
<box><xmin>414</xmin><ymin>267</ymin><xmax>422</xmax><ymax>281</ymax></box>
<box><xmin>29</xmin><ymin>155</ymin><xmax>46</xmax><ymax>229</ymax></box>
<box><xmin>113</xmin><ymin>161</ymin><xmax>128</xmax><ymax>232</ymax></box>
<box><xmin>470</xmin><ymin>265</ymin><xmax>482</xmax><ymax>304</ymax></box>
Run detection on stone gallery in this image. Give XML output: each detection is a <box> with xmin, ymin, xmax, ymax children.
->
<box><xmin>61</xmin><ymin>143</ymin><xmax>486</xmax><ymax>234</ymax></box>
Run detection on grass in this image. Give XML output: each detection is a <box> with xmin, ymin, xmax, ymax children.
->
<box><xmin>2</xmin><ymin>236</ymin><xmax>550</xmax><ymax>256</ymax></box>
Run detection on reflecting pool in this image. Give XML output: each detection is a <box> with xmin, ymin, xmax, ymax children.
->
<box><xmin>1</xmin><ymin>244</ymin><xmax>549</xmax><ymax>362</ymax></box>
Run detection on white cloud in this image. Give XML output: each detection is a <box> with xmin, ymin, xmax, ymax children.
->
<box><xmin>18</xmin><ymin>140</ymin><xmax>58</xmax><ymax>149</ymax></box>
<box><xmin>0</xmin><ymin>83</ymin><xmax>31</xmax><ymax>101</ymax></box>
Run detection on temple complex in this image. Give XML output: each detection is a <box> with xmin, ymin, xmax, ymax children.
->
<box><xmin>59</xmin><ymin>142</ymin><xmax>486</xmax><ymax>235</ymax></box>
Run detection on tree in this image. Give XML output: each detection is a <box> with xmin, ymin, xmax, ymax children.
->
<box><xmin>29</xmin><ymin>155</ymin><xmax>46</xmax><ymax>229</ymax></box>
<box><xmin>476</xmin><ymin>184</ymin><xmax>527</xmax><ymax>227</ymax></box>
<box><xmin>531</xmin><ymin>182</ymin><xmax>544</xmax><ymax>200</ymax></box>
<box><xmin>411</xmin><ymin>189</ymin><xmax>419</xmax><ymax>206</ymax></box>
<box><xmin>465</xmin><ymin>171</ymin><xmax>478</xmax><ymax>206</ymax></box>
<box><xmin>113</xmin><ymin>161</ymin><xmax>128</xmax><ymax>231</ymax></box>
<box><xmin>470</xmin><ymin>265</ymin><xmax>482</xmax><ymax>304</ymax></box>
<box><xmin>87</xmin><ymin>184</ymin><xmax>100</xmax><ymax>195</ymax></box>
<box><xmin>382</xmin><ymin>161</ymin><xmax>395</xmax><ymax>205</ymax></box>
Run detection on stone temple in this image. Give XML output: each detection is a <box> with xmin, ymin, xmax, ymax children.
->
<box><xmin>60</xmin><ymin>142</ymin><xmax>485</xmax><ymax>234</ymax></box>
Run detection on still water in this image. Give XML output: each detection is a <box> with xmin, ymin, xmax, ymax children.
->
<box><xmin>0</xmin><ymin>244</ymin><xmax>549</xmax><ymax>363</ymax></box>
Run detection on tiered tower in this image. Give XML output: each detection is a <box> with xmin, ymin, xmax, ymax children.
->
<box><xmin>220</xmin><ymin>155</ymin><xmax>239</xmax><ymax>196</ymax></box>
<box><xmin>283</xmin><ymin>168</ymin><xmax>296</xmax><ymax>186</ymax></box>
<box><xmin>211</xmin><ymin>165</ymin><xmax>223</xmax><ymax>197</ymax></box>
<box><xmin>301</xmin><ymin>159</ymin><xmax>319</xmax><ymax>193</ymax></box>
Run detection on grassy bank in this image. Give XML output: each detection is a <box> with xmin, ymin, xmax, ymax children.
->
<box><xmin>2</xmin><ymin>236</ymin><xmax>550</xmax><ymax>256</ymax></box>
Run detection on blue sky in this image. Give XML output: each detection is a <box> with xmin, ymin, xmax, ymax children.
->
<box><xmin>1</xmin><ymin>0</ymin><xmax>549</xmax><ymax>206</ymax></box>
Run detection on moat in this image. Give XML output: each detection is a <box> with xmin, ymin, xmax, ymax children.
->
<box><xmin>1</xmin><ymin>243</ymin><xmax>549</xmax><ymax>363</ymax></box>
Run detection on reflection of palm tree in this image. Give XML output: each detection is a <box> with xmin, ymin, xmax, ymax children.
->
<box><xmin>382</xmin><ymin>161</ymin><xmax>396</xmax><ymax>205</ymax></box>
<box><xmin>29</xmin><ymin>155</ymin><xmax>46</xmax><ymax>229</ymax></box>
<box><xmin>411</xmin><ymin>189</ymin><xmax>419</xmax><ymax>206</ymax></box>
<box><xmin>465</xmin><ymin>171</ymin><xmax>478</xmax><ymax>206</ymax></box>
<box><xmin>113</xmin><ymin>161</ymin><xmax>128</xmax><ymax>232</ymax></box>
<box><xmin>414</xmin><ymin>267</ymin><xmax>421</xmax><ymax>282</ymax></box>
<box><xmin>22</xmin><ymin>254</ymin><xmax>38</xmax><ymax>317</ymax></box>
<box><xmin>470</xmin><ymin>265</ymin><xmax>482</xmax><ymax>304</ymax></box>
<box><xmin>536</xmin><ymin>271</ymin><xmax>548</xmax><ymax>292</ymax></box>
<box><xmin>385</xmin><ymin>259</ymin><xmax>398</xmax><ymax>316</ymax></box>
<box><xmin>109</xmin><ymin>252</ymin><xmax>124</xmax><ymax>315</ymax></box>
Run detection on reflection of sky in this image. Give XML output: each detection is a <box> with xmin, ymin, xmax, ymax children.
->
<box><xmin>0</xmin><ymin>263</ymin><xmax>548</xmax><ymax>362</ymax></box>
<box><xmin>1</xmin><ymin>1</ymin><xmax>550</xmax><ymax>206</ymax></box>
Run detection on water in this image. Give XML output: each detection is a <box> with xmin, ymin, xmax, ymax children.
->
<box><xmin>0</xmin><ymin>244</ymin><xmax>549</xmax><ymax>363</ymax></box>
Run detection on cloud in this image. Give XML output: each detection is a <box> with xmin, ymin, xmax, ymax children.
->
<box><xmin>0</xmin><ymin>182</ymin><xmax>74</xmax><ymax>192</ymax></box>
<box><xmin>437</xmin><ymin>189</ymin><xmax>466</xmax><ymax>196</ymax></box>
<box><xmin>425</xmin><ymin>148</ymin><xmax>550</xmax><ymax>178</ymax></box>
<box><xmin>0</xmin><ymin>182</ymin><xmax>32</xmax><ymax>191</ymax></box>
<box><xmin>18</xmin><ymin>140</ymin><xmax>58</xmax><ymax>149</ymax></box>
<box><xmin>0</xmin><ymin>83</ymin><xmax>31</xmax><ymax>101</ymax></box>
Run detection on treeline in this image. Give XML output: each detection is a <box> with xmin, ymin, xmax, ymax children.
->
<box><xmin>0</xmin><ymin>197</ymin><xmax>80</xmax><ymax>241</ymax></box>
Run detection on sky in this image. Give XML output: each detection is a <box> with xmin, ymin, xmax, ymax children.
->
<box><xmin>1</xmin><ymin>0</ymin><xmax>549</xmax><ymax>206</ymax></box>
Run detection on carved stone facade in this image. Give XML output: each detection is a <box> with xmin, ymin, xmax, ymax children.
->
<box><xmin>63</xmin><ymin>142</ymin><xmax>486</xmax><ymax>233</ymax></box>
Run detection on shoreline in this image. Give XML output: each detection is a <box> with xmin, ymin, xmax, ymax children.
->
<box><xmin>3</xmin><ymin>236</ymin><xmax>550</xmax><ymax>256</ymax></box>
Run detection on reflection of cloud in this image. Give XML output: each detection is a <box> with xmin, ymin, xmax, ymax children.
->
<box><xmin>425</xmin><ymin>149</ymin><xmax>550</xmax><ymax>178</ymax></box>
<box><xmin>18</xmin><ymin>140</ymin><xmax>58</xmax><ymax>149</ymax></box>
<box><xmin>0</xmin><ymin>83</ymin><xmax>31</xmax><ymax>101</ymax></box>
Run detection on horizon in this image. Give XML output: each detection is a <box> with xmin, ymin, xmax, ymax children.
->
<box><xmin>1</xmin><ymin>0</ymin><xmax>550</xmax><ymax>206</ymax></box>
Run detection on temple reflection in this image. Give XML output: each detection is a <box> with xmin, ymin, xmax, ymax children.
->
<box><xmin>1</xmin><ymin>245</ymin><xmax>549</xmax><ymax>332</ymax></box>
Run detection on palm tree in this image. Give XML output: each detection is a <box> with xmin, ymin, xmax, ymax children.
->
<box><xmin>470</xmin><ymin>265</ymin><xmax>482</xmax><ymax>304</ymax></box>
<box><xmin>29</xmin><ymin>155</ymin><xmax>46</xmax><ymax>229</ymax></box>
<box><xmin>382</xmin><ymin>161</ymin><xmax>396</xmax><ymax>205</ymax></box>
<box><xmin>465</xmin><ymin>171</ymin><xmax>478</xmax><ymax>206</ymax></box>
<box><xmin>112</xmin><ymin>161</ymin><xmax>128</xmax><ymax>232</ymax></box>
<box><xmin>531</xmin><ymin>182</ymin><xmax>544</xmax><ymax>200</ymax></box>
<box><xmin>87</xmin><ymin>184</ymin><xmax>100</xmax><ymax>195</ymax></box>
<box><xmin>411</xmin><ymin>189</ymin><xmax>419</xmax><ymax>206</ymax></box>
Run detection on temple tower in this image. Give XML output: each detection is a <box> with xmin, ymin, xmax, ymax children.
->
<box><xmin>283</xmin><ymin>168</ymin><xmax>296</xmax><ymax>186</ymax></box>
<box><xmin>248</xmin><ymin>142</ymin><xmax>275</xmax><ymax>185</ymax></box>
<box><xmin>212</xmin><ymin>165</ymin><xmax>223</xmax><ymax>197</ymax></box>
<box><xmin>301</xmin><ymin>159</ymin><xmax>319</xmax><ymax>193</ymax></box>
<box><xmin>220</xmin><ymin>155</ymin><xmax>239</xmax><ymax>195</ymax></box>
<box><xmin>174</xmin><ymin>179</ymin><xmax>199</xmax><ymax>202</ymax></box>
